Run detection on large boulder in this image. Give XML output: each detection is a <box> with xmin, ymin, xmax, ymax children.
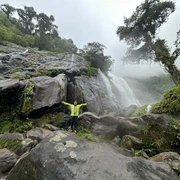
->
<box><xmin>31</xmin><ymin>75</ymin><xmax>67</xmax><ymax>110</ymax></box>
<box><xmin>79</xmin><ymin>112</ymin><xmax>145</xmax><ymax>139</ymax></box>
<box><xmin>6</xmin><ymin>131</ymin><xmax>179</xmax><ymax>180</ymax></box>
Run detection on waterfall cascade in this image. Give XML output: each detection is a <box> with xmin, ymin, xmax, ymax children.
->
<box><xmin>98</xmin><ymin>70</ymin><xmax>140</xmax><ymax>108</ymax></box>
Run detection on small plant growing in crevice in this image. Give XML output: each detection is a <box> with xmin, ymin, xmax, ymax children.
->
<box><xmin>77</xmin><ymin>126</ymin><xmax>94</xmax><ymax>141</ymax></box>
<box><xmin>21</xmin><ymin>81</ymin><xmax>36</xmax><ymax>115</ymax></box>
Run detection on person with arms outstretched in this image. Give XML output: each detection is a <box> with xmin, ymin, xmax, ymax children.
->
<box><xmin>62</xmin><ymin>100</ymin><xmax>87</xmax><ymax>133</ymax></box>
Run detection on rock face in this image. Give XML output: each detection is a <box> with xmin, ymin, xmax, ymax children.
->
<box><xmin>0</xmin><ymin>44</ymin><xmax>141</xmax><ymax>116</ymax></box>
<box><xmin>6</xmin><ymin>131</ymin><xmax>179</xmax><ymax>180</ymax></box>
<box><xmin>0</xmin><ymin>148</ymin><xmax>17</xmax><ymax>173</ymax></box>
<box><xmin>75</xmin><ymin>71</ymin><xmax>140</xmax><ymax>115</ymax></box>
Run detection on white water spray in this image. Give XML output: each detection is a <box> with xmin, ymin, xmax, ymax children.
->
<box><xmin>98</xmin><ymin>70</ymin><xmax>140</xmax><ymax>107</ymax></box>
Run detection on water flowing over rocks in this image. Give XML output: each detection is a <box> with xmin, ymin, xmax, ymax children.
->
<box><xmin>5</xmin><ymin>131</ymin><xmax>179</xmax><ymax>180</ymax></box>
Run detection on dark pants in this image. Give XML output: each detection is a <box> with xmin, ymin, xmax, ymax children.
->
<box><xmin>71</xmin><ymin>116</ymin><xmax>78</xmax><ymax>131</ymax></box>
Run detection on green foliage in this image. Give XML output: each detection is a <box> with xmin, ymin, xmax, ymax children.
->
<box><xmin>132</xmin><ymin>105</ymin><xmax>147</xmax><ymax>116</ymax></box>
<box><xmin>0</xmin><ymin>5</ymin><xmax>78</xmax><ymax>53</ymax></box>
<box><xmin>11</xmin><ymin>74</ymin><xmax>25</xmax><ymax>79</ymax></box>
<box><xmin>82</xmin><ymin>65</ymin><xmax>98</xmax><ymax>77</ymax></box>
<box><xmin>77</xmin><ymin>126</ymin><xmax>94</xmax><ymax>141</ymax></box>
<box><xmin>79</xmin><ymin>42</ymin><xmax>114</xmax><ymax>72</ymax></box>
<box><xmin>21</xmin><ymin>81</ymin><xmax>35</xmax><ymax>115</ymax></box>
<box><xmin>0</xmin><ymin>138</ymin><xmax>21</xmax><ymax>152</ymax></box>
<box><xmin>151</xmin><ymin>86</ymin><xmax>180</xmax><ymax>116</ymax></box>
<box><xmin>168</xmin><ymin>120</ymin><xmax>180</xmax><ymax>147</ymax></box>
<box><xmin>135</xmin><ymin>118</ymin><xmax>180</xmax><ymax>157</ymax></box>
<box><xmin>131</xmin><ymin>148</ymin><xmax>142</xmax><ymax>157</ymax></box>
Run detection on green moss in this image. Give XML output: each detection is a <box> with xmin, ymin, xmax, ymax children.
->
<box><xmin>21</xmin><ymin>81</ymin><xmax>36</xmax><ymax>115</ymax></box>
<box><xmin>11</xmin><ymin>74</ymin><xmax>25</xmax><ymax>79</ymax></box>
<box><xmin>132</xmin><ymin>105</ymin><xmax>147</xmax><ymax>116</ymax></box>
<box><xmin>0</xmin><ymin>49</ymin><xmax>9</xmax><ymax>53</ymax></box>
<box><xmin>151</xmin><ymin>86</ymin><xmax>180</xmax><ymax>116</ymax></box>
<box><xmin>10</xmin><ymin>68</ymin><xmax>19</xmax><ymax>74</ymax></box>
<box><xmin>33</xmin><ymin>68</ymin><xmax>61</xmax><ymax>77</ymax></box>
<box><xmin>77</xmin><ymin>126</ymin><xmax>95</xmax><ymax>141</ymax></box>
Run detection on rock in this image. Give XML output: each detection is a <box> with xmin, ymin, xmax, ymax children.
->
<box><xmin>116</xmin><ymin>116</ymin><xmax>144</xmax><ymax>138</ymax></box>
<box><xmin>42</xmin><ymin>124</ymin><xmax>60</xmax><ymax>131</ymax></box>
<box><xmin>79</xmin><ymin>112</ymin><xmax>145</xmax><ymax>139</ymax></box>
<box><xmin>111</xmin><ymin>135</ymin><xmax>121</xmax><ymax>146</ymax></box>
<box><xmin>15</xmin><ymin>138</ymin><xmax>38</xmax><ymax>156</ymax></box>
<box><xmin>150</xmin><ymin>152</ymin><xmax>180</xmax><ymax>174</ymax></box>
<box><xmin>0</xmin><ymin>148</ymin><xmax>17</xmax><ymax>173</ymax></box>
<box><xmin>6</xmin><ymin>131</ymin><xmax>179</xmax><ymax>180</ymax></box>
<box><xmin>75</xmin><ymin>71</ymin><xmax>122</xmax><ymax>115</ymax></box>
<box><xmin>31</xmin><ymin>75</ymin><xmax>67</xmax><ymax>110</ymax></box>
<box><xmin>0</xmin><ymin>79</ymin><xmax>21</xmax><ymax>90</ymax></box>
<box><xmin>141</xmin><ymin>114</ymin><xmax>171</xmax><ymax>126</ymax></box>
<box><xmin>0</xmin><ymin>133</ymin><xmax>24</xmax><ymax>141</ymax></box>
<box><xmin>79</xmin><ymin>112</ymin><xmax>120</xmax><ymax>139</ymax></box>
<box><xmin>26</xmin><ymin>127</ymin><xmax>52</xmax><ymax>142</ymax></box>
<box><xmin>120</xmin><ymin>105</ymin><xmax>137</xmax><ymax>117</ymax></box>
<box><xmin>122</xmin><ymin>135</ymin><xmax>143</xmax><ymax>150</ymax></box>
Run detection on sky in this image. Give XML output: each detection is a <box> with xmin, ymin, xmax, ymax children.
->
<box><xmin>1</xmin><ymin>0</ymin><xmax>180</xmax><ymax>77</ymax></box>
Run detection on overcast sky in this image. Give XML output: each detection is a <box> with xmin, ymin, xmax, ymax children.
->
<box><xmin>1</xmin><ymin>0</ymin><xmax>180</xmax><ymax>77</ymax></box>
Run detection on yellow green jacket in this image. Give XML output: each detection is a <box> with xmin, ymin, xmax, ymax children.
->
<box><xmin>62</xmin><ymin>101</ymin><xmax>87</xmax><ymax>116</ymax></box>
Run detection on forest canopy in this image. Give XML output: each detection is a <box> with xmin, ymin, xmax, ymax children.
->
<box><xmin>0</xmin><ymin>4</ymin><xmax>78</xmax><ymax>53</ymax></box>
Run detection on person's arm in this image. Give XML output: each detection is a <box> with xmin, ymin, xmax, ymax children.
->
<box><xmin>78</xmin><ymin>103</ymin><xmax>87</xmax><ymax>108</ymax></box>
<box><xmin>62</xmin><ymin>101</ymin><xmax>72</xmax><ymax>106</ymax></box>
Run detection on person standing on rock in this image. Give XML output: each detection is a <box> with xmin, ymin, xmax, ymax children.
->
<box><xmin>62</xmin><ymin>100</ymin><xmax>87</xmax><ymax>133</ymax></box>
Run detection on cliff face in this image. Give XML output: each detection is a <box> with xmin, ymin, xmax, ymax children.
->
<box><xmin>0</xmin><ymin>44</ymin><xmax>141</xmax><ymax>117</ymax></box>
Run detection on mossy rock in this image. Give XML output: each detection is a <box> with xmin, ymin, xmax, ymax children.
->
<box><xmin>151</xmin><ymin>86</ymin><xmax>180</xmax><ymax>116</ymax></box>
<box><xmin>21</xmin><ymin>81</ymin><xmax>36</xmax><ymax>115</ymax></box>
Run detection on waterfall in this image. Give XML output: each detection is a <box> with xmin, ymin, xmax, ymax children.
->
<box><xmin>108</xmin><ymin>72</ymin><xmax>141</xmax><ymax>107</ymax></box>
<box><xmin>98</xmin><ymin>70</ymin><xmax>140</xmax><ymax>108</ymax></box>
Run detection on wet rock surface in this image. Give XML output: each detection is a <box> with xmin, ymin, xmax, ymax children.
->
<box><xmin>6</xmin><ymin>131</ymin><xmax>180</xmax><ymax>180</ymax></box>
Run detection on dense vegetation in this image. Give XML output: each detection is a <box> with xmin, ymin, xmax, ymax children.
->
<box><xmin>117</xmin><ymin>0</ymin><xmax>180</xmax><ymax>86</ymax></box>
<box><xmin>79</xmin><ymin>42</ymin><xmax>114</xmax><ymax>72</ymax></box>
<box><xmin>152</xmin><ymin>85</ymin><xmax>180</xmax><ymax>116</ymax></box>
<box><xmin>0</xmin><ymin>4</ymin><xmax>78</xmax><ymax>53</ymax></box>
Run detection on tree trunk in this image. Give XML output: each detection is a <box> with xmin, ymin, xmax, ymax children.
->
<box><xmin>166</xmin><ymin>64</ymin><xmax>180</xmax><ymax>86</ymax></box>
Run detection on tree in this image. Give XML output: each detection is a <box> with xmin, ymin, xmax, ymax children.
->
<box><xmin>117</xmin><ymin>0</ymin><xmax>180</xmax><ymax>86</ymax></box>
<box><xmin>0</xmin><ymin>4</ymin><xmax>15</xmax><ymax>19</ymax></box>
<box><xmin>36</xmin><ymin>13</ymin><xmax>58</xmax><ymax>50</ymax></box>
<box><xmin>16</xmin><ymin>6</ymin><xmax>37</xmax><ymax>34</ymax></box>
<box><xmin>79</xmin><ymin>42</ymin><xmax>114</xmax><ymax>72</ymax></box>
